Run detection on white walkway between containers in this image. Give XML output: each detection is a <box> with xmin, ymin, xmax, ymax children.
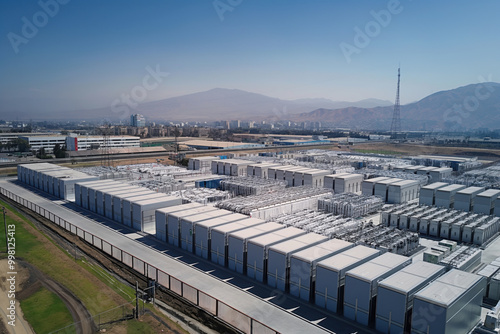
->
<box><xmin>0</xmin><ymin>179</ymin><xmax>367</xmax><ymax>334</ymax></box>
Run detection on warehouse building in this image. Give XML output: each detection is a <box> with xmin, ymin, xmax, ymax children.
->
<box><xmin>419</xmin><ymin>182</ymin><xmax>449</xmax><ymax>206</ymax></box>
<box><xmin>343</xmin><ymin>252</ymin><xmax>411</xmax><ymax>326</ymax></box>
<box><xmin>323</xmin><ymin>173</ymin><xmax>350</xmax><ymax>191</ymax></box>
<box><xmin>375</xmin><ymin>261</ymin><xmax>446</xmax><ymax>333</ymax></box>
<box><xmin>65</xmin><ymin>135</ymin><xmax>140</xmax><ymax>151</ymax></box>
<box><xmin>411</xmin><ymin>269</ymin><xmax>485</xmax><ymax>334</ymax></box>
<box><xmin>333</xmin><ymin>174</ymin><xmax>364</xmax><ymax>194</ymax></box>
<box><xmin>188</xmin><ymin>156</ymin><xmax>219</xmax><ymax>170</ymax></box>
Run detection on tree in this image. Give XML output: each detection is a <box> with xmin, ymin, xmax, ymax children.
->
<box><xmin>53</xmin><ymin>144</ymin><xmax>66</xmax><ymax>158</ymax></box>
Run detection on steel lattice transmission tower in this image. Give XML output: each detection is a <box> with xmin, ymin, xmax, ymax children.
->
<box><xmin>390</xmin><ymin>67</ymin><xmax>401</xmax><ymax>134</ymax></box>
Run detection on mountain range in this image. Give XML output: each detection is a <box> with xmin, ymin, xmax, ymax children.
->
<box><xmin>7</xmin><ymin>83</ymin><xmax>500</xmax><ymax>130</ymax></box>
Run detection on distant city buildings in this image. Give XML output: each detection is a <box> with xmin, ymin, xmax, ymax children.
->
<box><xmin>130</xmin><ymin>114</ymin><xmax>146</xmax><ymax>127</ymax></box>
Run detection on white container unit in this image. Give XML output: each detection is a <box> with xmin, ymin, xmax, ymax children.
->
<box><xmin>428</xmin><ymin>167</ymin><xmax>453</xmax><ymax>182</ymax></box>
<box><xmin>361</xmin><ymin>177</ymin><xmax>390</xmax><ymax>196</ymax></box>
<box><xmin>154</xmin><ymin>203</ymin><xmax>204</xmax><ymax>242</ymax></box>
<box><xmin>179</xmin><ymin>210</ymin><xmax>234</xmax><ymax>253</ymax></box>
<box><xmin>88</xmin><ymin>182</ymin><xmax>129</xmax><ymax>213</ymax></box>
<box><xmin>96</xmin><ymin>184</ymin><xmax>133</xmax><ymax>216</ymax></box>
<box><xmin>113</xmin><ymin>191</ymin><xmax>156</xmax><ymax>225</ymax></box>
<box><xmin>75</xmin><ymin>180</ymin><xmax>116</xmax><ymax>208</ymax></box>
<box><xmin>435</xmin><ymin>184</ymin><xmax>467</xmax><ymax>209</ymax></box>
<box><xmin>285</xmin><ymin>167</ymin><xmax>310</xmax><ymax>187</ymax></box>
<box><xmin>375</xmin><ymin>261</ymin><xmax>445</xmax><ymax>334</ymax></box>
<box><xmin>194</xmin><ymin>213</ymin><xmax>250</xmax><ymax>258</ymax></box>
<box><xmin>54</xmin><ymin>171</ymin><xmax>99</xmax><ymax>201</ymax></box>
<box><xmin>315</xmin><ymin>246</ymin><xmax>381</xmax><ymax>313</ymax></box>
<box><xmin>454</xmin><ymin>186</ymin><xmax>485</xmax><ymax>212</ymax></box>
<box><xmin>253</xmin><ymin>163</ymin><xmax>281</xmax><ymax>179</ymax></box>
<box><xmin>474</xmin><ymin>189</ymin><xmax>500</xmax><ymax>215</ymax></box>
<box><xmin>289</xmin><ymin>239</ymin><xmax>353</xmax><ymax>301</ymax></box>
<box><xmin>343</xmin><ymin>252</ymin><xmax>411</xmax><ymax>326</ymax></box>
<box><xmin>323</xmin><ymin>173</ymin><xmax>350</xmax><ymax>191</ymax></box>
<box><xmin>167</xmin><ymin>206</ymin><xmax>228</xmax><ymax>247</ymax></box>
<box><xmin>416</xmin><ymin>166</ymin><xmax>439</xmax><ymax>175</ymax></box>
<box><xmin>267</xmin><ymin>233</ymin><xmax>328</xmax><ymax>291</ymax></box>
<box><xmin>496</xmin><ymin>198</ymin><xmax>500</xmax><ymax>217</ymax></box>
<box><xmin>246</xmin><ymin>227</ymin><xmax>307</xmax><ymax>282</ymax></box>
<box><xmin>387</xmin><ymin>179</ymin><xmax>420</xmax><ymax>204</ymax></box>
<box><xmin>104</xmin><ymin>187</ymin><xmax>149</xmax><ymax>219</ymax></box>
<box><xmin>210</xmin><ymin>218</ymin><xmax>268</xmax><ymax>266</ymax></box>
<box><xmin>411</xmin><ymin>269</ymin><xmax>486</xmax><ymax>334</ymax></box>
<box><xmin>334</xmin><ymin>174</ymin><xmax>364</xmax><ymax>194</ymax></box>
<box><xmin>132</xmin><ymin>195</ymin><xmax>182</xmax><ymax>232</ymax></box>
<box><xmin>227</xmin><ymin>222</ymin><xmax>285</xmax><ymax>273</ymax></box>
<box><xmin>374</xmin><ymin>178</ymin><xmax>403</xmax><ymax>202</ymax></box>
<box><xmin>122</xmin><ymin>193</ymin><xmax>166</xmax><ymax>227</ymax></box>
<box><xmin>303</xmin><ymin>170</ymin><xmax>331</xmax><ymax>188</ymax></box>
<box><xmin>419</xmin><ymin>182</ymin><xmax>449</xmax><ymax>206</ymax></box>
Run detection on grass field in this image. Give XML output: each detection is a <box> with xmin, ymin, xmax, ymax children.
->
<box><xmin>20</xmin><ymin>287</ymin><xmax>73</xmax><ymax>333</ymax></box>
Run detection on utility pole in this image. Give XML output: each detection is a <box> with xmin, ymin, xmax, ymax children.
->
<box><xmin>135</xmin><ymin>281</ymin><xmax>139</xmax><ymax>319</ymax></box>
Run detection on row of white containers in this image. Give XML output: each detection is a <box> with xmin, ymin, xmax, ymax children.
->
<box><xmin>153</xmin><ymin>205</ymin><xmax>484</xmax><ymax>334</ymax></box>
<box><xmin>74</xmin><ymin>179</ymin><xmax>182</xmax><ymax>232</ymax></box>
<box><xmin>17</xmin><ymin>163</ymin><xmax>99</xmax><ymax>200</ymax></box>
<box><xmin>420</xmin><ymin>181</ymin><xmax>500</xmax><ymax>216</ymax></box>
<box><xmin>381</xmin><ymin>202</ymin><xmax>500</xmax><ymax>246</ymax></box>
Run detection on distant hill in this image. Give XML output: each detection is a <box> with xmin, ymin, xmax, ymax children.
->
<box><xmin>293</xmin><ymin>83</ymin><xmax>500</xmax><ymax>130</ymax></box>
<box><xmin>31</xmin><ymin>88</ymin><xmax>392</xmax><ymax>122</ymax></box>
<box><xmin>130</xmin><ymin>88</ymin><xmax>393</xmax><ymax>121</ymax></box>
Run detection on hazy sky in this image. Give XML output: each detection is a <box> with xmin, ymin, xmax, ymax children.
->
<box><xmin>1</xmin><ymin>0</ymin><xmax>499</xmax><ymax>115</ymax></box>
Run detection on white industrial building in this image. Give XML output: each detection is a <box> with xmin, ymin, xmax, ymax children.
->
<box><xmin>65</xmin><ymin>135</ymin><xmax>140</xmax><ymax>151</ymax></box>
<box><xmin>361</xmin><ymin>177</ymin><xmax>390</xmax><ymax>196</ymax></box>
<box><xmin>429</xmin><ymin>167</ymin><xmax>453</xmax><ymax>181</ymax></box>
<box><xmin>188</xmin><ymin>156</ymin><xmax>220</xmax><ymax>170</ymax></box>
<box><xmin>19</xmin><ymin>135</ymin><xmax>67</xmax><ymax>152</ymax></box>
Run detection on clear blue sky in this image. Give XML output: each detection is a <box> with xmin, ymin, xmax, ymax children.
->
<box><xmin>1</xmin><ymin>0</ymin><xmax>499</xmax><ymax>115</ymax></box>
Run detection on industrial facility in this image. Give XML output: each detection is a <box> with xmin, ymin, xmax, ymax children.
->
<box><xmin>8</xmin><ymin>152</ymin><xmax>500</xmax><ymax>334</ymax></box>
